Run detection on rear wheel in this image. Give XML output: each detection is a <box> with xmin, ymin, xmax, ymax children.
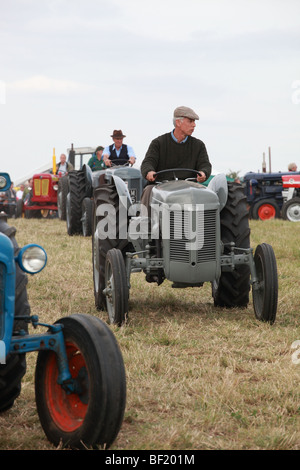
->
<box><xmin>252</xmin><ymin>243</ymin><xmax>278</xmax><ymax>324</ymax></box>
<box><xmin>282</xmin><ymin>197</ymin><xmax>300</xmax><ymax>222</ymax></box>
<box><xmin>57</xmin><ymin>176</ymin><xmax>69</xmax><ymax>220</ymax></box>
<box><xmin>66</xmin><ymin>171</ymin><xmax>86</xmax><ymax>235</ymax></box>
<box><xmin>35</xmin><ymin>314</ymin><xmax>126</xmax><ymax>449</ymax></box>
<box><xmin>93</xmin><ymin>184</ymin><xmax>130</xmax><ymax>310</ymax></box>
<box><xmin>252</xmin><ymin>199</ymin><xmax>280</xmax><ymax>220</ymax></box>
<box><xmin>212</xmin><ymin>183</ymin><xmax>251</xmax><ymax>308</ymax></box>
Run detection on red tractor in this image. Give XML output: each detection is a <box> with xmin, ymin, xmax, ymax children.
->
<box><xmin>281</xmin><ymin>174</ymin><xmax>300</xmax><ymax>222</ymax></box>
<box><xmin>23</xmin><ymin>172</ymin><xmax>60</xmax><ymax>218</ymax></box>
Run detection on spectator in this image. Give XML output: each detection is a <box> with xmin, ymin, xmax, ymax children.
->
<box><xmin>56</xmin><ymin>153</ymin><xmax>74</xmax><ymax>175</ymax></box>
<box><xmin>288</xmin><ymin>162</ymin><xmax>298</xmax><ymax>172</ymax></box>
<box><xmin>87</xmin><ymin>146</ymin><xmax>106</xmax><ymax>171</ymax></box>
<box><xmin>22</xmin><ymin>178</ymin><xmax>33</xmax><ymax>202</ymax></box>
<box><xmin>4</xmin><ymin>182</ymin><xmax>17</xmax><ymax>217</ymax></box>
<box><xmin>16</xmin><ymin>184</ymin><xmax>25</xmax><ymax>200</ymax></box>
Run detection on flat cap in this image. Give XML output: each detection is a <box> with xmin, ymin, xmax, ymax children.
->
<box><xmin>173</xmin><ymin>106</ymin><xmax>199</xmax><ymax>120</ymax></box>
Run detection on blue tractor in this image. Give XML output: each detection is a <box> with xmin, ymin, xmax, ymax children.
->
<box><xmin>243</xmin><ymin>171</ymin><xmax>299</xmax><ymax>220</ymax></box>
<box><xmin>0</xmin><ymin>172</ymin><xmax>126</xmax><ymax>449</ymax></box>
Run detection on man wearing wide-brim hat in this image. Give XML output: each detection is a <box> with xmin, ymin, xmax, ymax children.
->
<box><xmin>141</xmin><ymin>106</ymin><xmax>211</xmax><ymax>184</ymax></box>
<box><xmin>102</xmin><ymin>130</ymin><xmax>136</xmax><ymax>167</ymax></box>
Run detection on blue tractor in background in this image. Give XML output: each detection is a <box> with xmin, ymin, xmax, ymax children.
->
<box><xmin>0</xmin><ymin>172</ymin><xmax>126</xmax><ymax>449</ymax></box>
<box><xmin>243</xmin><ymin>171</ymin><xmax>300</xmax><ymax>220</ymax></box>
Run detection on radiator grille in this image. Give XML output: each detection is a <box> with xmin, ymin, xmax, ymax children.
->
<box><xmin>34</xmin><ymin>179</ymin><xmax>49</xmax><ymax>196</ymax></box>
<box><xmin>170</xmin><ymin>210</ymin><xmax>217</xmax><ymax>263</ymax></box>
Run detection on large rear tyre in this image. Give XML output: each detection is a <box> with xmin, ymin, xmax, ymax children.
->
<box><xmin>66</xmin><ymin>171</ymin><xmax>86</xmax><ymax>235</ymax></box>
<box><xmin>93</xmin><ymin>184</ymin><xmax>130</xmax><ymax>310</ymax></box>
<box><xmin>57</xmin><ymin>176</ymin><xmax>69</xmax><ymax>221</ymax></box>
<box><xmin>105</xmin><ymin>249</ymin><xmax>128</xmax><ymax>326</ymax></box>
<box><xmin>252</xmin><ymin>198</ymin><xmax>280</xmax><ymax>220</ymax></box>
<box><xmin>252</xmin><ymin>243</ymin><xmax>278</xmax><ymax>324</ymax></box>
<box><xmin>35</xmin><ymin>314</ymin><xmax>126</xmax><ymax>449</ymax></box>
<box><xmin>212</xmin><ymin>183</ymin><xmax>251</xmax><ymax>308</ymax></box>
<box><xmin>0</xmin><ymin>220</ymin><xmax>29</xmax><ymax>412</ymax></box>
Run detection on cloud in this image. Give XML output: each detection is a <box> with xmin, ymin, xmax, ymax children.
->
<box><xmin>7</xmin><ymin>75</ymin><xmax>91</xmax><ymax>94</ymax></box>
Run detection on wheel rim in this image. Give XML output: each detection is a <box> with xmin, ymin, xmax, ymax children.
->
<box><xmin>57</xmin><ymin>193</ymin><xmax>62</xmax><ymax>218</ymax></box>
<box><xmin>44</xmin><ymin>342</ymin><xmax>89</xmax><ymax>432</ymax></box>
<box><xmin>82</xmin><ymin>209</ymin><xmax>87</xmax><ymax>236</ymax></box>
<box><xmin>105</xmin><ymin>260</ymin><xmax>116</xmax><ymax>323</ymax></box>
<box><xmin>258</xmin><ymin>204</ymin><xmax>275</xmax><ymax>220</ymax></box>
<box><xmin>253</xmin><ymin>254</ymin><xmax>264</xmax><ymax>315</ymax></box>
<box><xmin>93</xmin><ymin>231</ymin><xmax>99</xmax><ymax>294</ymax></box>
<box><xmin>287</xmin><ymin>203</ymin><xmax>300</xmax><ymax>222</ymax></box>
<box><xmin>66</xmin><ymin>194</ymin><xmax>71</xmax><ymax>232</ymax></box>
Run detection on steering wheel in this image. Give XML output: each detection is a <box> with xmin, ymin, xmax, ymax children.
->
<box><xmin>109</xmin><ymin>159</ymin><xmax>132</xmax><ymax>167</ymax></box>
<box><xmin>154</xmin><ymin>168</ymin><xmax>201</xmax><ymax>182</ymax></box>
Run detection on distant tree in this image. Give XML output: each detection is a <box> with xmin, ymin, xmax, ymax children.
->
<box><xmin>227</xmin><ymin>169</ymin><xmax>241</xmax><ymax>180</ymax></box>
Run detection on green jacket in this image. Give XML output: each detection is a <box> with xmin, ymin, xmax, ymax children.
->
<box><xmin>88</xmin><ymin>154</ymin><xmax>107</xmax><ymax>171</ymax></box>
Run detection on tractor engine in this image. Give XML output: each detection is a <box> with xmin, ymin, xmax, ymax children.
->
<box><xmin>150</xmin><ymin>180</ymin><xmax>221</xmax><ymax>285</ymax></box>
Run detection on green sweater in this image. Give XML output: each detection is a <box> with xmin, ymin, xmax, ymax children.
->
<box><xmin>141</xmin><ymin>132</ymin><xmax>212</xmax><ymax>182</ymax></box>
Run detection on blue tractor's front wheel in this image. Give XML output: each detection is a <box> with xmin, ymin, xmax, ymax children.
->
<box><xmin>35</xmin><ymin>314</ymin><xmax>126</xmax><ymax>449</ymax></box>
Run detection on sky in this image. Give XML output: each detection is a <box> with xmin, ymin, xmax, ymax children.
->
<box><xmin>1</xmin><ymin>0</ymin><xmax>300</xmax><ymax>184</ymax></box>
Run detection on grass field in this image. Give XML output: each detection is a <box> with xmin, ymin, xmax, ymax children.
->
<box><xmin>0</xmin><ymin>217</ymin><xmax>299</xmax><ymax>450</ymax></box>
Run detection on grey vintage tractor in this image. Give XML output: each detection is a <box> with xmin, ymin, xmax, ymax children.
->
<box><xmin>66</xmin><ymin>160</ymin><xmax>145</xmax><ymax>237</ymax></box>
<box><xmin>92</xmin><ymin>169</ymin><xmax>278</xmax><ymax>326</ymax></box>
<box><xmin>0</xmin><ymin>171</ymin><xmax>126</xmax><ymax>449</ymax></box>
<box><xmin>57</xmin><ymin>145</ymin><xmax>96</xmax><ymax>224</ymax></box>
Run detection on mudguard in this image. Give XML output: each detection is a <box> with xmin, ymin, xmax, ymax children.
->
<box><xmin>207</xmin><ymin>173</ymin><xmax>228</xmax><ymax>211</ymax></box>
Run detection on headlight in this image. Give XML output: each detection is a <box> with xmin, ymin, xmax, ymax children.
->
<box><xmin>0</xmin><ymin>175</ymin><xmax>8</xmax><ymax>189</ymax></box>
<box><xmin>17</xmin><ymin>244</ymin><xmax>47</xmax><ymax>274</ymax></box>
<box><xmin>53</xmin><ymin>184</ymin><xmax>58</xmax><ymax>191</ymax></box>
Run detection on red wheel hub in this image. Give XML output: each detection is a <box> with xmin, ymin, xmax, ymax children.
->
<box><xmin>258</xmin><ymin>204</ymin><xmax>275</xmax><ymax>220</ymax></box>
<box><xmin>44</xmin><ymin>342</ymin><xmax>89</xmax><ymax>432</ymax></box>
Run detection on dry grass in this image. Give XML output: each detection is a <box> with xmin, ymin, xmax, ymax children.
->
<box><xmin>0</xmin><ymin>217</ymin><xmax>299</xmax><ymax>450</ymax></box>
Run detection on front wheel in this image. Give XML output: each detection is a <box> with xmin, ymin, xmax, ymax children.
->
<box><xmin>82</xmin><ymin>197</ymin><xmax>93</xmax><ymax>236</ymax></box>
<box><xmin>35</xmin><ymin>314</ymin><xmax>126</xmax><ymax>449</ymax></box>
<box><xmin>105</xmin><ymin>248</ymin><xmax>128</xmax><ymax>326</ymax></box>
<box><xmin>252</xmin><ymin>243</ymin><xmax>278</xmax><ymax>324</ymax></box>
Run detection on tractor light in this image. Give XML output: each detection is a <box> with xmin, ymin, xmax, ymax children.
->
<box><xmin>53</xmin><ymin>184</ymin><xmax>58</xmax><ymax>191</ymax></box>
<box><xmin>0</xmin><ymin>175</ymin><xmax>8</xmax><ymax>189</ymax></box>
<box><xmin>16</xmin><ymin>244</ymin><xmax>47</xmax><ymax>274</ymax></box>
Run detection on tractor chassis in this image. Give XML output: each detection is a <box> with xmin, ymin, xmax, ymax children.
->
<box><xmin>125</xmin><ymin>243</ymin><xmax>259</xmax><ymax>289</ymax></box>
<box><xmin>9</xmin><ymin>316</ymin><xmax>74</xmax><ymax>391</ymax></box>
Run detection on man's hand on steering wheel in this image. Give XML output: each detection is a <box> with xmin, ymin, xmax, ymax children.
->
<box><xmin>197</xmin><ymin>171</ymin><xmax>206</xmax><ymax>183</ymax></box>
<box><xmin>146</xmin><ymin>171</ymin><xmax>157</xmax><ymax>182</ymax></box>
